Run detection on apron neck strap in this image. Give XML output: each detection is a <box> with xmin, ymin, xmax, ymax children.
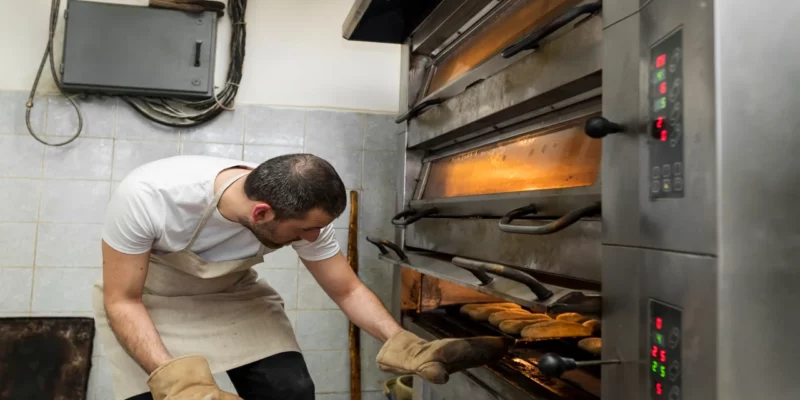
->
<box><xmin>185</xmin><ymin>171</ymin><xmax>250</xmax><ymax>250</ymax></box>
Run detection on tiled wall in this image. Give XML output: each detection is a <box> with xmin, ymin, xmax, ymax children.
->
<box><xmin>0</xmin><ymin>90</ymin><xmax>401</xmax><ymax>399</ymax></box>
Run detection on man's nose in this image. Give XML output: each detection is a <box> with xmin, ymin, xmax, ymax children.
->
<box><xmin>299</xmin><ymin>229</ymin><xmax>321</xmax><ymax>242</ymax></box>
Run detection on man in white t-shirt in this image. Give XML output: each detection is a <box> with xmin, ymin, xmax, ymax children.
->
<box><xmin>94</xmin><ymin>154</ymin><xmax>510</xmax><ymax>400</ymax></box>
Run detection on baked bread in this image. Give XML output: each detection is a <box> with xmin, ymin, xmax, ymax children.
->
<box><xmin>582</xmin><ymin>319</ymin><xmax>601</xmax><ymax>334</ymax></box>
<box><xmin>520</xmin><ymin>320</ymin><xmax>592</xmax><ymax>340</ymax></box>
<box><xmin>578</xmin><ymin>337</ymin><xmax>602</xmax><ymax>355</ymax></box>
<box><xmin>498</xmin><ymin>318</ymin><xmax>552</xmax><ymax>335</ymax></box>
<box><xmin>467</xmin><ymin>306</ymin><xmax>520</xmax><ymax>321</ymax></box>
<box><xmin>487</xmin><ymin>310</ymin><xmax>541</xmax><ymax>326</ymax></box>
<box><xmin>555</xmin><ymin>312</ymin><xmax>592</xmax><ymax>324</ymax></box>
<box><xmin>459</xmin><ymin>302</ymin><xmax>521</xmax><ymax>315</ymax></box>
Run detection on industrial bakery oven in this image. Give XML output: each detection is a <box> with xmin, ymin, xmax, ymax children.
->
<box><xmin>345</xmin><ymin>0</ymin><xmax>800</xmax><ymax>399</ymax></box>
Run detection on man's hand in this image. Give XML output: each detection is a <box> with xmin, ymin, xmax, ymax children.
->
<box><xmin>147</xmin><ymin>355</ymin><xmax>242</xmax><ymax>400</ymax></box>
<box><xmin>376</xmin><ymin>330</ymin><xmax>512</xmax><ymax>384</ymax></box>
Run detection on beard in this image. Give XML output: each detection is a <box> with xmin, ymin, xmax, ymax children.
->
<box><xmin>246</xmin><ymin>220</ymin><xmax>297</xmax><ymax>249</ymax></box>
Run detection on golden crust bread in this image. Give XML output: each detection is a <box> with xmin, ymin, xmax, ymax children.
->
<box><xmin>520</xmin><ymin>320</ymin><xmax>592</xmax><ymax>340</ymax></box>
<box><xmin>555</xmin><ymin>312</ymin><xmax>592</xmax><ymax>324</ymax></box>
<box><xmin>459</xmin><ymin>302</ymin><xmax>521</xmax><ymax>315</ymax></box>
<box><xmin>498</xmin><ymin>318</ymin><xmax>552</xmax><ymax>335</ymax></box>
<box><xmin>582</xmin><ymin>319</ymin><xmax>601</xmax><ymax>334</ymax></box>
<box><xmin>487</xmin><ymin>310</ymin><xmax>541</xmax><ymax>326</ymax></box>
<box><xmin>578</xmin><ymin>337</ymin><xmax>602</xmax><ymax>355</ymax></box>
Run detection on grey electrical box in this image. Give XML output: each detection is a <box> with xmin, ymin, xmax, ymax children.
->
<box><xmin>60</xmin><ymin>0</ymin><xmax>217</xmax><ymax>99</ymax></box>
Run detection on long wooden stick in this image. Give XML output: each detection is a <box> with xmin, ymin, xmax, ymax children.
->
<box><xmin>347</xmin><ymin>190</ymin><xmax>361</xmax><ymax>400</ymax></box>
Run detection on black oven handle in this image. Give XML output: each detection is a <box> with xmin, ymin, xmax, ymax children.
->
<box><xmin>395</xmin><ymin>98</ymin><xmax>445</xmax><ymax>124</ymax></box>
<box><xmin>391</xmin><ymin>207</ymin><xmax>439</xmax><ymax>226</ymax></box>
<box><xmin>498</xmin><ymin>202</ymin><xmax>601</xmax><ymax>235</ymax></box>
<box><xmin>366</xmin><ymin>236</ymin><xmax>409</xmax><ymax>262</ymax></box>
<box><xmin>501</xmin><ymin>1</ymin><xmax>602</xmax><ymax>59</ymax></box>
<box><xmin>451</xmin><ymin>257</ymin><xmax>554</xmax><ymax>301</ymax></box>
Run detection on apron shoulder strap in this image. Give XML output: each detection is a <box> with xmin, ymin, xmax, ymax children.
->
<box><xmin>184</xmin><ymin>171</ymin><xmax>250</xmax><ymax>251</ymax></box>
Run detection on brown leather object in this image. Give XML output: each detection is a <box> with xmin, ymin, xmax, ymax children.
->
<box><xmin>376</xmin><ymin>330</ymin><xmax>512</xmax><ymax>384</ymax></box>
<box><xmin>149</xmin><ymin>0</ymin><xmax>225</xmax><ymax>16</ymax></box>
<box><xmin>582</xmin><ymin>319</ymin><xmax>601</xmax><ymax>334</ymax></box>
<box><xmin>520</xmin><ymin>320</ymin><xmax>593</xmax><ymax>340</ymax></box>
<box><xmin>555</xmin><ymin>312</ymin><xmax>592</xmax><ymax>324</ymax></box>
<box><xmin>487</xmin><ymin>310</ymin><xmax>547</xmax><ymax>326</ymax></box>
<box><xmin>459</xmin><ymin>303</ymin><xmax>521</xmax><ymax>315</ymax></box>
<box><xmin>578</xmin><ymin>337</ymin><xmax>602</xmax><ymax>355</ymax></box>
<box><xmin>498</xmin><ymin>318</ymin><xmax>552</xmax><ymax>335</ymax></box>
<box><xmin>147</xmin><ymin>355</ymin><xmax>242</xmax><ymax>400</ymax></box>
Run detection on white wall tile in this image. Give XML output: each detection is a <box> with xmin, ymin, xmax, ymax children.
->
<box><xmin>306</xmin><ymin>111</ymin><xmax>363</xmax><ymax>150</ymax></box>
<box><xmin>316</xmin><ymin>394</ymin><xmax>349</xmax><ymax>400</ymax></box>
<box><xmin>361</xmin><ymin>332</ymin><xmax>395</xmax><ymax>391</ymax></box>
<box><xmin>253</xmin><ymin>268</ymin><xmax>298</xmax><ymax>310</ymax></box>
<box><xmin>115</xmin><ymin>104</ymin><xmax>180</xmax><ymax>140</ymax></box>
<box><xmin>32</xmin><ymin>268</ymin><xmax>101</xmax><ymax>312</ymax></box>
<box><xmin>0</xmin><ymin>223</ymin><xmax>36</xmax><ymax>267</ymax></box>
<box><xmin>0</xmin><ymin>135</ymin><xmax>44</xmax><ymax>178</ymax></box>
<box><xmin>40</xmin><ymin>180</ymin><xmax>110</xmax><ymax>223</ymax></box>
<box><xmin>112</xmin><ymin>140</ymin><xmax>180</xmax><ymax>181</ymax></box>
<box><xmin>364</xmin><ymin>114</ymin><xmax>400</xmax><ymax>150</ymax></box>
<box><xmin>359</xmin><ymin>190</ymin><xmax>397</xmax><ymax>238</ymax></box>
<box><xmin>304</xmin><ymin>146</ymin><xmax>362</xmax><ymax>189</ymax></box>
<box><xmin>359</xmin><ymin>267</ymin><xmax>394</xmax><ymax>308</ymax></box>
<box><xmin>36</xmin><ymin>224</ymin><xmax>102</xmax><ymax>267</ymax></box>
<box><xmin>181</xmin><ymin>107</ymin><xmax>245</xmax><ymax>144</ymax></box>
<box><xmin>332</xmin><ymin>189</ymin><xmax>355</xmax><ymax>229</ymax></box>
<box><xmin>334</xmin><ymin>229</ymin><xmax>349</xmax><ymax>258</ymax></box>
<box><xmin>0</xmin><ymin>179</ymin><xmax>41</xmax><ymax>222</ymax></box>
<box><xmin>0</xmin><ymin>91</ymin><xmax>45</xmax><ymax>135</ymax></box>
<box><xmin>181</xmin><ymin>142</ymin><xmax>243</xmax><ymax>159</ymax></box>
<box><xmin>214</xmin><ymin>372</ymin><xmax>239</xmax><ymax>394</ymax></box>
<box><xmin>0</xmin><ymin>268</ymin><xmax>33</xmax><ymax>312</ymax></box>
<box><xmin>260</xmin><ymin>246</ymin><xmax>299</xmax><ymax>269</ymax></box>
<box><xmin>296</xmin><ymin>310</ymin><xmax>349</xmax><ymax>351</ymax></box>
<box><xmin>243</xmin><ymin>145</ymin><xmax>303</xmax><ymax>163</ymax></box>
<box><xmin>285</xmin><ymin>309</ymin><xmax>298</xmax><ymax>332</ymax></box>
<box><xmin>305</xmin><ymin>351</ymin><xmax>350</xmax><ymax>393</ymax></box>
<box><xmin>297</xmin><ymin>268</ymin><xmax>337</xmax><ymax>310</ymax></box>
<box><xmin>245</xmin><ymin>106</ymin><xmax>305</xmax><ymax>147</ymax></box>
<box><xmin>47</xmin><ymin>95</ymin><xmax>116</xmax><ymax>138</ymax></box>
<box><xmin>88</xmin><ymin>356</ymin><xmax>114</xmax><ymax>400</ymax></box>
<box><xmin>43</xmin><ymin>137</ymin><xmax>113</xmax><ymax>180</ymax></box>
<box><xmin>363</xmin><ymin>151</ymin><xmax>397</xmax><ymax>190</ymax></box>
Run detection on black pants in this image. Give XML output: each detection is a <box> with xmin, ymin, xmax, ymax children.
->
<box><xmin>127</xmin><ymin>351</ymin><xmax>315</xmax><ymax>400</ymax></box>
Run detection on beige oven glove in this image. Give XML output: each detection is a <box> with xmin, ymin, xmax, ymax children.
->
<box><xmin>147</xmin><ymin>355</ymin><xmax>242</xmax><ymax>400</ymax></box>
<box><xmin>376</xmin><ymin>330</ymin><xmax>511</xmax><ymax>384</ymax></box>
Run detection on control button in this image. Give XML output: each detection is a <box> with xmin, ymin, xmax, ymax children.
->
<box><xmin>669</xmin><ymin>386</ymin><xmax>681</xmax><ymax>400</ymax></box>
<box><xmin>652</xmin><ymin>180</ymin><xmax>660</xmax><ymax>193</ymax></box>
<box><xmin>674</xmin><ymin>177</ymin><xmax>684</xmax><ymax>191</ymax></box>
<box><xmin>674</xmin><ymin>162</ymin><xmax>682</xmax><ymax>176</ymax></box>
<box><xmin>669</xmin><ymin>78</ymin><xmax>682</xmax><ymax>102</ymax></box>
<box><xmin>653</xmin><ymin>166</ymin><xmax>660</xmax><ymax>178</ymax></box>
<box><xmin>670</xmin><ymin>102</ymin><xmax>682</xmax><ymax>121</ymax></box>
<box><xmin>668</xmin><ymin>327</ymin><xmax>681</xmax><ymax>349</ymax></box>
<box><xmin>662</xmin><ymin>164</ymin><xmax>671</xmax><ymax>178</ymax></box>
<box><xmin>669</xmin><ymin>47</ymin><xmax>681</xmax><ymax>74</ymax></box>
<box><xmin>669</xmin><ymin>360</ymin><xmax>681</xmax><ymax>382</ymax></box>
<box><xmin>663</xmin><ymin>179</ymin><xmax>671</xmax><ymax>192</ymax></box>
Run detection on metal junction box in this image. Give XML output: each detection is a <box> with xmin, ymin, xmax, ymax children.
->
<box><xmin>60</xmin><ymin>0</ymin><xmax>217</xmax><ymax>99</ymax></box>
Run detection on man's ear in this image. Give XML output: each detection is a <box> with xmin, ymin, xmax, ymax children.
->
<box><xmin>252</xmin><ymin>203</ymin><xmax>276</xmax><ymax>223</ymax></box>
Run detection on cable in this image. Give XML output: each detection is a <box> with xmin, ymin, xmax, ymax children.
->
<box><xmin>122</xmin><ymin>0</ymin><xmax>248</xmax><ymax>128</ymax></box>
<box><xmin>26</xmin><ymin>0</ymin><xmax>83</xmax><ymax>147</ymax></box>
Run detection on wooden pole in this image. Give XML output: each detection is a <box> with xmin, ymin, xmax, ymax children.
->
<box><xmin>347</xmin><ymin>190</ymin><xmax>361</xmax><ymax>400</ymax></box>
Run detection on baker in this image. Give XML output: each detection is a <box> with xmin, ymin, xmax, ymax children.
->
<box><xmin>92</xmin><ymin>154</ymin><xmax>509</xmax><ymax>400</ymax></box>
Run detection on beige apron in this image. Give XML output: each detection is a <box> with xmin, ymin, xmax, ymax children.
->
<box><xmin>92</xmin><ymin>172</ymin><xmax>300</xmax><ymax>400</ymax></box>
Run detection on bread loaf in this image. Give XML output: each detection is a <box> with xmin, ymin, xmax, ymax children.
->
<box><xmin>459</xmin><ymin>302</ymin><xmax>521</xmax><ymax>315</ymax></box>
<box><xmin>578</xmin><ymin>337</ymin><xmax>602</xmax><ymax>355</ymax></box>
<box><xmin>555</xmin><ymin>312</ymin><xmax>592</xmax><ymax>324</ymax></box>
<box><xmin>582</xmin><ymin>319</ymin><xmax>601</xmax><ymax>334</ymax></box>
<box><xmin>498</xmin><ymin>318</ymin><xmax>552</xmax><ymax>335</ymax></box>
<box><xmin>487</xmin><ymin>310</ymin><xmax>541</xmax><ymax>326</ymax></box>
<box><xmin>520</xmin><ymin>320</ymin><xmax>592</xmax><ymax>340</ymax></box>
<box><xmin>467</xmin><ymin>306</ymin><xmax>520</xmax><ymax>321</ymax></box>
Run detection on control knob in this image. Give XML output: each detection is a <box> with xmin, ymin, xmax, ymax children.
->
<box><xmin>584</xmin><ymin>117</ymin><xmax>626</xmax><ymax>139</ymax></box>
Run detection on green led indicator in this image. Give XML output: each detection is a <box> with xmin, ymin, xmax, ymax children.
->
<box><xmin>656</xmin><ymin>333</ymin><xmax>664</xmax><ymax>345</ymax></box>
<box><xmin>653</xmin><ymin>97</ymin><xmax>667</xmax><ymax>112</ymax></box>
<box><xmin>660</xmin><ymin>365</ymin><xmax>666</xmax><ymax>378</ymax></box>
<box><xmin>652</xmin><ymin>361</ymin><xmax>658</xmax><ymax>372</ymax></box>
<box><xmin>653</xmin><ymin>69</ymin><xmax>666</xmax><ymax>83</ymax></box>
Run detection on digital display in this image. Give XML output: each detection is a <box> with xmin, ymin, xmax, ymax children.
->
<box><xmin>649</xmin><ymin>299</ymin><xmax>682</xmax><ymax>400</ymax></box>
<box><xmin>648</xmin><ymin>28</ymin><xmax>684</xmax><ymax>200</ymax></box>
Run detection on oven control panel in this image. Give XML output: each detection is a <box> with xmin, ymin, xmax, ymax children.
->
<box><xmin>649</xmin><ymin>299</ymin><xmax>683</xmax><ymax>399</ymax></box>
<box><xmin>648</xmin><ymin>28</ymin><xmax>684</xmax><ymax>199</ymax></box>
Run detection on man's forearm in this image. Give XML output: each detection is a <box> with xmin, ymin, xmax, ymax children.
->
<box><xmin>336</xmin><ymin>283</ymin><xmax>403</xmax><ymax>342</ymax></box>
<box><xmin>106</xmin><ymin>300</ymin><xmax>172</xmax><ymax>373</ymax></box>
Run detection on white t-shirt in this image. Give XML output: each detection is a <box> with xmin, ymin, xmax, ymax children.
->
<box><xmin>102</xmin><ymin>155</ymin><xmax>340</xmax><ymax>262</ymax></box>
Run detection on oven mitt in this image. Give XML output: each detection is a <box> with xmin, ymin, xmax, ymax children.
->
<box><xmin>147</xmin><ymin>355</ymin><xmax>242</xmax><ymax>400</ymax></box>
<box><xmin>376</xmin><ymin>330</ymin><xmax>512</xmax><ymax>384</ymax></box>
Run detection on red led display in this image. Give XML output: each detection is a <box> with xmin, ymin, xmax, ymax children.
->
<box><xmin>660</xmin><ymin>130</ymin><xmax>668</xmax><ymax>142</ymax></box>
<box><xmin>656</xmin><ymin>117</ymin><xmax>665</xmax><ymax>129</ymax></box>
<box><xmin>660</xmin><ymin>350</ymin><xmax>666</xmax><ymax>363</ymax></box>
<box><xmin>659</xmin><ymin>81</ymin><xmax>667</xmax><ymax>95</ymax></box>
<box><xmin>656</xmin><ymin>317</ymin><xmax>663</xmax><ymax>330</ymax></box>
<box><xmin>656</xmin><ymin>54</ymin><xmax>667</xmax><ymax>68</ymax></box>
<box><xmin>652</xmin><ymin>345</ymin><xmax>658</xmax><ymax>358</ymax></box>
<box><xmin>656</xmin><ymin>383</ymin><xmax>663</xmax><ymax>395</ymax></box>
